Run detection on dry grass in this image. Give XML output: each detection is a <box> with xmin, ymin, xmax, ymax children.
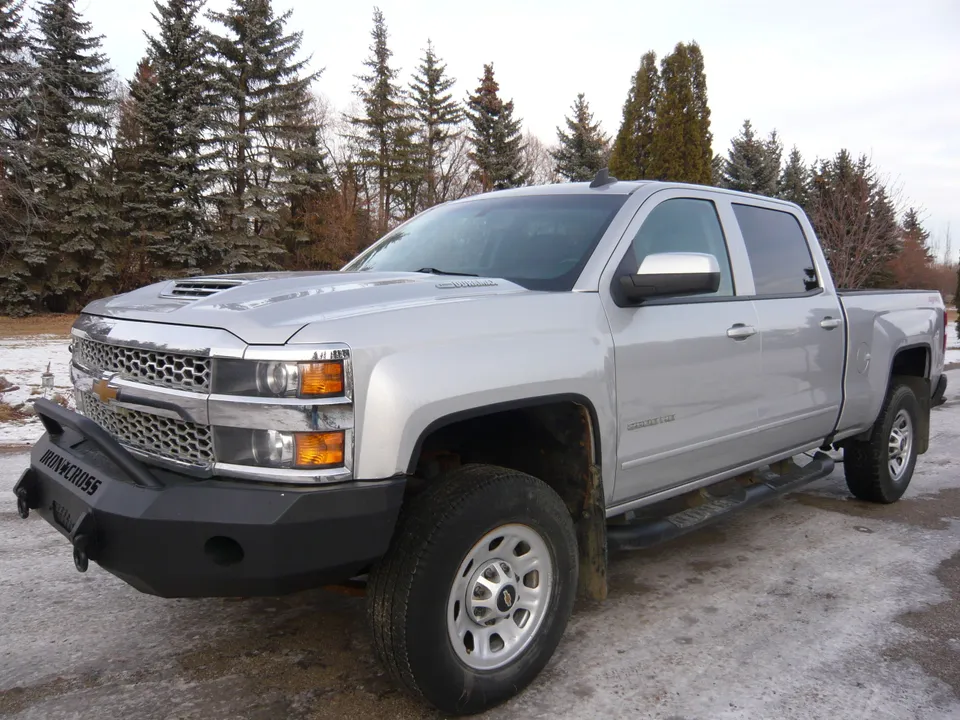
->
<box><xmin>0</xmin><ymin>314</ymin><xmax>77</xmax><ymax>339</ymax></box>
<box><xmin>0</xmin><ymin>401</ymin><xmax>31</xmax><ymax>423</ymax></box>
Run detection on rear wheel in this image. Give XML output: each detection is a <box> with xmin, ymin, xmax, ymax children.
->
<box><xmin>843</xmin><ymin>381</ymin><xmax>920</xmax><ymax>503</ymax></box>
<box><xmin>367</xmin><ymin>464</ymin><xmax>578</xmax><ymax>715</ymax></box>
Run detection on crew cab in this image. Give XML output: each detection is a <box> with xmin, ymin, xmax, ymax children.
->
<box><xmin>14</xmin><ymin>174</ymin><xmax>949</xmax><ymax>715</ymax></box>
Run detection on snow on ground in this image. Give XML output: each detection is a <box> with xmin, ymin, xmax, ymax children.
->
<box><xmin>948</xmin><ymin>322</ymin><xmax>960</xmax><ymax>366</ymax></box>
<box><xmin>1</xmin><ymin>370</ymin><xmax>959</xmax><ymax>719</ymax></box>
<box><xmin>0</xmin><ymin>335</ymin><xmax>74</xmax><ymax>445</ymax></box>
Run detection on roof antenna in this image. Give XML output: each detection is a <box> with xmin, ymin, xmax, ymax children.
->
<box><xmin>589</xmin><ymin>168</ymin><xmax>618</xmax><ymax>188</ymax></box>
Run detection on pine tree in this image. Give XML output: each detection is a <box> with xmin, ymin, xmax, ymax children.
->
<box><xmin>608</xmin><ymin>52</ymin><xmax>659</xmax><ymax>181</ymax></box>
<box><xmin>133</xmin><ymin>0</ymin><xmax>216</xmax><ymax>275</ymax></box>
<box><xmin>648</xmin><ymin>42</ymin><xmax>713</xmax><ymax>183</ymax></box>
<box><xmin>29</xmin><ymin>0</ymin><xmax>120</xmax><ymax>310</ymax></box>
<box><xmin>111</xmin><ymin>58</ymin><xmax>161</xmax><ymax>292</ymax></box>
<box><xmin>757</xmin><ymin>129</ymin><xmax>782</xmax><ymax>196</ymax></box>
<box><xmin>551</xmin><ymin>93</ymin><xmax>608</xmax><ymax>182</ymax></box>
<box><xmin>0</xmin><ymin>0</ymin><xmax>37</xmax><ymax>314</ymax></box>
<box><xmin>687</xmin><ymin>42</ymin><xmax>713</xmax><ymax>183</ymax></box>
<box><xmin>721</xmin><ymin>119</ymin><xmax>765</xmax><ymax>192</ymax></box>
<box><xmin>409</xmin><ymin>39</ymin><xmax>461</xmax><ymax>208</ymax></box>
<box><xmin>207</xmin><ymin>0</ymin><xmax>324</xmax><ymax>272</ymax></box>
<box><xmin>350</xmin><ymin>7</ymin><xmax>407</xmax><ymax>233</ymax></box>
<box><xmin>778</xmin><ymin>145</ymin><xmax>810</xmax><ymax>207</ymax></box>
<box><xmin>466</xmin><ymin>63</ymin><xmax>527</xmax><ymax>191</ymax></box>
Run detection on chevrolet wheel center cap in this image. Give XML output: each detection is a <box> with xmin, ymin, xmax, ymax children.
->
<box><xmin>496</xmin><ymin>585</ymin><xmax>517</xmax><ymax>613</ymax></box>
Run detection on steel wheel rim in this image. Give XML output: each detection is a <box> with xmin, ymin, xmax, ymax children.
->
<box><xmin>887</xmin><ymin>408</ymin><xmax>913</xmax><ymax>482</ymax></box>
<box><xmin>446</xmin><ymin>523</ymin><xmax>554</xmax><ymax>671</ymax></box>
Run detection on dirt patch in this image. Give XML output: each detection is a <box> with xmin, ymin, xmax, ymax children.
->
<box><xmin>883</xmin><ymin>550</ymin><xmax>960</xmax><ymax>696</ymax></box>
<box><xmin>790</xmin><ymin>487</ymin><xmax>960</xmax><ymax>531</ymax></box>
<box><xmin>0</xmin><ymin>672</ymin><xmax>104</xmax><ymax>716</ymax></box>
<box><xmin>0</xmin><ymin>314</ymin><xmax>76</xmax><ymax>338</ymax></box>
<box><xmin>174</xmin><ymin>591</ymin><xmax>438</xmax><ymax>720</ymax></box>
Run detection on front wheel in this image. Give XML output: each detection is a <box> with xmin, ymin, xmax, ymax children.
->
<box><xmin>843</xmin><ymin>381</ymin><xmax>921</xmax><ymax>503</ymax></box>
<box><xmin>367</xmin><ymin>464</ymin><xmax>578</xmax><ymax>715</ymax></box>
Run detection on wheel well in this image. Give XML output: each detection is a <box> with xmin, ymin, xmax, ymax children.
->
<box><xmin>409</xmin><ymin>398</ymin><xmax>608</xmax><ymax>601</ymax></box>
<box><xmin>891</xmin><ymin>346</ymin><xmax>929</xmax><ymax>379</ymax></box>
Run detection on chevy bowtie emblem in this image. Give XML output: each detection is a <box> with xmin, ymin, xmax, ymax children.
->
<box><xmin>92</xmin><ymin>377</ymin><xmax>120</xmax><ymax>404</ymax></box>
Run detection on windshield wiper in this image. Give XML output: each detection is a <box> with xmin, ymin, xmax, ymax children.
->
<box><xmin>414</xmin><ymin>267</ymin><xmax>479</xmax><ymax>277</ymax></box>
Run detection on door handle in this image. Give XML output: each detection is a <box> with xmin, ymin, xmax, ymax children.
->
<box><xmin>726</xmin><ymin>323</ymin><xmax>757</xmax><ymax>340</ymax></box>
<box><xmin>820</xmin><ymin>317</ymin><xmax>842</xmax><ymax>330</ymax></box>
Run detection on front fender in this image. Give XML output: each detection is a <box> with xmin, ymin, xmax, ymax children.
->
<box><xmin>309</xmin><ymin>293</ymin><xmax>617</xmax><ymax>499</ymax></box>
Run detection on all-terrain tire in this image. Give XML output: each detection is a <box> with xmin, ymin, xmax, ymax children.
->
<box><xmin>367</xmin><ymin>464</ymin><xmax>578</xmax><ymax>715</ymax></box>
<box><xmin>843</xmin><ymin>381</ymin><xmax>921</xmax><ymax>504</ymax></box>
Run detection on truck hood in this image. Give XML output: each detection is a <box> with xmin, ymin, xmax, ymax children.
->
<box><xmin>82</xmin><ymin>271</ymin><xmax>531</xmax><ymax>344</ymax></box>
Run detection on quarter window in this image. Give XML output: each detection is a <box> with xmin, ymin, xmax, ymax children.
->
<box><xmin>627</xmin><ymin>198</ymin><xmax>734</xmax><ymax>297</ymax></box>
<box><xmin>732</xmin><ymin>203</ymin><xmax>819</xmax><ymax>295</ymax></box>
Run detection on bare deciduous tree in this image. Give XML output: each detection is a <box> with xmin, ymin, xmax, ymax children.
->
<box><xmin>807</xmin><ymin>152</ymin><xmax>902</xmax><ymax>289</ymax></box>
<box><xmin>521</xmin><ymin>130</ymin><xmax>558</xmax><ymax>186</ymax></box>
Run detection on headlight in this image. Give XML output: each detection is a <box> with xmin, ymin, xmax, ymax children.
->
<box><xmin>217</xmin><ymin>428</ymin><xmax>346</xmax><ymax>468</ymax></box>
<box><xmin>214</xmin><ymin>359</ymin><xmax>345</xmax><ymax>398</ymax></box>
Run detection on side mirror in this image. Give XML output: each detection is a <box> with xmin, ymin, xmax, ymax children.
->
<box><xmin>618</xmin><ymin>252</ymin><xmax>721</xmax><ymax>303</ymax></box>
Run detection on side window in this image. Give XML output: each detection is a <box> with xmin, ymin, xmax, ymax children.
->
<box><xmin>732</xmin><ymin>203</ymin><xmax>819</xmax><ymax>295</ymax></box>
<box><xmin>627</xmin><ymin>198</ymin><xmax>734</xmax><ymax>297</ymax></box>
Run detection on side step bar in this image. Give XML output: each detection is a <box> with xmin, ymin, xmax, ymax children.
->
<box><xmin>607</xmin><ymin>452</ymin><xmax>835</xmax><ymax>553</ymax></box>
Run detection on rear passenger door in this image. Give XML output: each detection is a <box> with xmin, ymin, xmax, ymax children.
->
<box><xmin>729</xmin><ymin>201</ymin><xmax>845</xmax><ymax>452</ymax></box>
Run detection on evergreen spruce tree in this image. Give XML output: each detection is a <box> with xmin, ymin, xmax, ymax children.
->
<box><xmin>648</xmin><ymin>42</ymin><xmax>712</xmax><ymax>183</ymax></box>
<box><xmin>721</xmin><ymin>119</ymin><xmax>765</xmax><ymax>192</ymax></box>
<box><xmin>551</xmin><ymin>93</ymin><xmax>608</xmax><ymax>182</ymax></box>
<box><xmin>133</xmin><ymin>0</ymin><xmax>216</xmax><ymax>275</ymax></box>
<box><xmin>207</xmin><ymin>0</ymin><xmax>324</xmax><ymax>271</ymax></box>
<box><xmin>608</xmin><ymin>52</ymin><xmax>658</xmax><ymax>181</ymax></box>
<box><xmin>778</xmin><ymin>145</ymin><xmax>810</xmax><ymax>207</ymax></box>
<box><xmin>757</xmin><ymin>129</ymin><xmax>782</xmax><ymax>196</ymax></box>
<box><xmin>29</xmin><ymin>0</ymin><xmax>120</xmax><ymax>310</ymax></box>
<box><xmin>409</xmin><ymin>39</ymin><xmax>461</xmax><ymax>208</ymax></box>
<box><xmin>111</xmin><ymin>58</ymin><xmax>161</xmax><ymax>292</ymax></box>
<box><xmin>350</xmin><ymin>7</ymin><xmax>408</xmax><ymax>233</ymax></box>
<box><xmin>465</xmin><ymin>63</ymin><xmax>527</xmax><ymax>191</ymax></box>
<box><xmin>0</xmin><ymin>0</ymin><xmax>37</xmax><ymax>313</ymax></box>
<box><xmin>710</xmin><ymin>153</ymin><xmax>724</xmax><ymax>186</ymax></box>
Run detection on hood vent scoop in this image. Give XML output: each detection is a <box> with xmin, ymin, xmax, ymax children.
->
<box><xmin>162</xmin><ymin>279</ymin><xmax>245</xmax><ymax>299</ymax></box>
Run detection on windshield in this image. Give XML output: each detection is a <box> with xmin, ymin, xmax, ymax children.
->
<box><xmin>343</xmin><ymin>194</ymin><xmax>628</xmax><ymax>291</ymax></box>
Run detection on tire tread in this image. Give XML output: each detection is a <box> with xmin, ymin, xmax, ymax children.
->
<box><xmin>367</xmin><ymin>464</ymin><xmax>570</xmax><ymax>705</ymax></box>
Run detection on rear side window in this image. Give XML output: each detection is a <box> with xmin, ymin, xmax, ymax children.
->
<box><xmin>732</xmin><ymin>203</ymin><xmax>819</xmax><ymax>295</ymax></box>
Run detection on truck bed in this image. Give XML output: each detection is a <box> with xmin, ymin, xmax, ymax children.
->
<box><xmin>834</xmin><ymin>290</ymin><xmax>946</xmax><ymax>440</ymax></box>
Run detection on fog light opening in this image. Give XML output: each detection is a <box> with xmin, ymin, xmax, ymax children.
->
<box><xmin>205</xmin><ymin>536</ymin><xmax>244</xmax><ymax>566</ymax></box>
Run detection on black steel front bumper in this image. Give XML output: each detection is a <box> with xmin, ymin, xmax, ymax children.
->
<box><xmin>13</xmin><ymin>399</ymin><xmax>405</xmax><ymax>598</ymax></box>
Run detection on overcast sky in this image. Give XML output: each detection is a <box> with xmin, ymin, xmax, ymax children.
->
<box><xmin>75</xmin><ymin>0</ymin><xmax>959</xmax><ymax>260</ymax></box>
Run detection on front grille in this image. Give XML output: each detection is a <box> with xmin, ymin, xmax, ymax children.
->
<box><xmin>73</xmin><ymin>337</ymin><xmax>211</xmax><ymax>393</ymax></box>
<box><xmin>77</xmin><ymin>392</ymin><xmax>215</xmax><ymax>466</ymax></box>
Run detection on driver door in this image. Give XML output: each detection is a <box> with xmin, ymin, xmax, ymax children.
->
<box><xmin>601</xmin><ymin>190</ymin><xmax>763</xmax><ymax>505</ymax></box>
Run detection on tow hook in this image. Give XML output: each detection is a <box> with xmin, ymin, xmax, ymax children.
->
<box><xmin>70</xmin><ymin>512</ymin><xmax>98</xmax><ymax>573</ymax></box>
<box><xmin>16</xmin><ymin>488</ymin><xmax>31</xmax><ymax>519</ymax></box>
<box><xmin>13</xmin><ymin>469</ymin><xmax>38</xmax><ymax>520</ymax></box>
<box><xmin>73</xmin><ymin>534</ymin><xmax>91</xmax><ymax>573</ymax></box>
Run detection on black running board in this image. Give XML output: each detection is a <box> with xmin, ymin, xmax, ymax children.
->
<box><xmin>607</xmin><ymin>452</ymin><xmax>835</xmax><ymax>553</ymax></box>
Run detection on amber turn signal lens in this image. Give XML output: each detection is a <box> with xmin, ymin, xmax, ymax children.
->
<box><xmin>295</xmin><ymin>431</ymin><xmax>345</xmax><ymax>467</ymax></box>
<box><xmin>299</xmin><ymin>361</ymin><xmax>344</xmax><ymax>397</ymax></box>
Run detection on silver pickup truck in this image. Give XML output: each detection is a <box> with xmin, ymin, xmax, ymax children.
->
<box><xmin>14</xmin><ymin>173</ymin><xmax>949</xmax><ymax>715</ymax></box>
